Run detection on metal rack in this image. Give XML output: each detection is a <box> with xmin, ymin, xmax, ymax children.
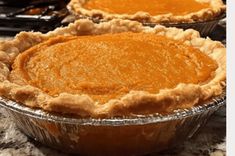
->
<box><xmin>0</xmin><ymin>0</ymin><xmax>69</xmax><ymax>35</ymax></box>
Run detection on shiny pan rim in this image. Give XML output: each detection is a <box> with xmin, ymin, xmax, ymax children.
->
<box><xmin>143</xmin><ymin>13</ymin><xmax>226</xmax><ymax>27</ymax></box>
<box><xmin>0</xmin><ymin>92</ymin><xmax>226</xmax><ymax>126</ymax></box>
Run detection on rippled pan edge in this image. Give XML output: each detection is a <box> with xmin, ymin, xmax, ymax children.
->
<box><xmin>143</xmin><ymin>13</ymin><xmax>226</xmax><ymax>37</ymax></box>
<box><xmin>0</xmin><ymin>92</ymin><xmax>226</xmax><ymax>155</ymax></box>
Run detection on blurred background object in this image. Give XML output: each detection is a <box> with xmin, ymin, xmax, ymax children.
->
<box><xmin>0</xmin><ymin>0</ymin><xmax>69</xmax><ymax>35</ymax></box>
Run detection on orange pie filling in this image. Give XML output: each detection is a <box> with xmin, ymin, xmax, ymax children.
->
<box><xmin>10</xmin><ymin>32</ymin><xmax>218</xmax><ymax>104</ymax></box>
<box><xmin>83</xmin><ymin>0</ymin><xmax>211</xmax><ymax>16</ymax></box>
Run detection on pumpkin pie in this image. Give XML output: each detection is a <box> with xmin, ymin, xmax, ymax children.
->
<box><xmin>0</xmin><ymin>19</ymin><xmax>226</xmax><ymax>117</ymax></box>
<box><xmin>68</xmin><ymin>0</ymin><xmax>226</xmax><ymax>24</ymax></box>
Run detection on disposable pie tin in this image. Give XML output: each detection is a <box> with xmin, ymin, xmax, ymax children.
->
<box><xmin>71</xmin><ymin>13</ymin><xmax>225</xmax><ymax>37</ymax></box>
<box><xmin>0</xmin><ymin>91</ymin><xmax>225</xmax><ymax>156</ymax></box>
<box><xmin>144</xmin><ymin>14</ymin><xmax>226</xmax><ymax>37</ymax></box>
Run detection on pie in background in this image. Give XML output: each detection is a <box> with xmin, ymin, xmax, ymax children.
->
<box><xmin>68</xmin><ymin>0</ymin><xmax>226</xmax><ymax>24</ymax></box>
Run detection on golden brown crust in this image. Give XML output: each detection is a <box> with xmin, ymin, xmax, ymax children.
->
<box><xmin>0</xmin><ymin>19</ymin><xmax>226</xmax><ymax>118</ymax></box>
<box><xmin>67</xmin><ymin>0</ymin><xmax>226</xmax><ymax>24</ymax></box>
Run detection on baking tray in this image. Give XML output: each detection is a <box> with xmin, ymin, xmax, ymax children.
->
<box><xmin>0</xmin><ymin>91</ymin><xmax>226</xmax><ymax>156</ymax></box>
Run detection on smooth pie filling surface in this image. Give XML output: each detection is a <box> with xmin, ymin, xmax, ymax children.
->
<box><xmin>83</xmin><ymin>0</ymin><xmax>211</xmax><ymax>16</ymax></box>
<box><xmin>10</xmin><ymin>32</ymin><xmax>218</xmax><ymax>103</ymax></box>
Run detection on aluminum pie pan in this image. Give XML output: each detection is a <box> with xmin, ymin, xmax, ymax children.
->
<box><xmin>74</xmin><ymin>13</ymin><xmax>226</xmax><ymax>37</ymax></box>
<box><xmin>0</xmin><ymin>92</ymin><xmax>226</xmax><ymax>155</ymax></box>
<box><xmin>143</xmin><ymin>13</ymin><xmax>226</xmax><ymax>37</ymax></box>
<box><xmin>0</xmin><ymin>91</ymin><xmax>225</xmax><ymax>125</ymax></box>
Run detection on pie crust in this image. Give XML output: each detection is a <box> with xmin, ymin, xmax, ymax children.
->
<box><xmin>0</xmin><ymin>19</ymin><xmax>226</xmax><ymax>117</ymax></box>
<box><xmin>67</xmin><ymin>0</ymin><xmax>226</xmax><ymax>24</ymax></box>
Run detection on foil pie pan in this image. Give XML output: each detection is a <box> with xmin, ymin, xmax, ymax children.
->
<box><xmin>74</xmin><ymin>13</ymin><xmax>225</xmax><ymax>37</ymax></box>
<box><xmin>0</xmin><ymin>92</ymin><xmax>226</xmax><ymax>156</ymax></box>
<box><xmin>143</xmin><ymin>13</ymin><xmax>226</xmax><ymax>37</ymax></box>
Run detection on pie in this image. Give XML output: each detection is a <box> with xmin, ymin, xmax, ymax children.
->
<box><xmin>68</xmin><ymin>0</ymin><xmax>226</xmax><ymax>24</ymax></box>
<box><xmin>0</xmin><ymin>19</ymin><xmax>226</xmax><ymax>118</ymax></box>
